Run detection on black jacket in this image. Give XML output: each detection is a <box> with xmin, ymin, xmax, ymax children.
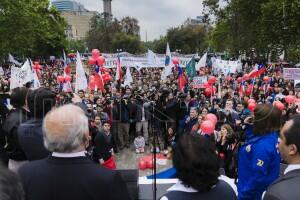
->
<box><xmin>135</xmin><ymin>101</ymin><xmax>151</xmax><ymax>122</ymax></box>
<box><xmin>2</xmin><ymin>108</ymin><xmax>29</xmax><ymax>160</ymax></box>
<box><xmin>263</xmin><ymin>169</ymin><xmax>300</xmax><ymax>200</ymax></box>
<box><xmin>19</xmin><ymin>156</ymin><xmax>131</xmax><ymax>200</ymax></box>
<box><xmin>93</xmin><ymin>131</ymin><xmax>114</xmax><ymax>162</ymax></box>
<box><xmin>18</xmin><ymin>119</ymin><xmax>50</xmax><ymax>161</ymax></box>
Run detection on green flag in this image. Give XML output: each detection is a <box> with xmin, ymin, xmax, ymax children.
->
<box><xmin>185</xmin><ymin>57</ymin><xmax>196</xmax><ymax>80</ymax></box>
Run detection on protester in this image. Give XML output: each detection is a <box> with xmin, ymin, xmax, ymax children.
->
<box><xmin>263</xmin><ymin>115</ymin><xmax>300</xmax><ymax>200</ymax></box>
<box><xmin>2</xmin><ymin>87</ymin><xmax>29</xmax><ymax>172</ymax></box>
<box><xmin>19</xmin><ymin>105</ymin><xmax>130</xmax><ymax>200</ymax></box>
<box><xmin>134</xmin><ymin>132</ymin><xmax>145</xmax><ymax>153</ymax></box>
<box><xmin>18</xmin><ymin>87</ymin><xmax>56</xmax><ymax>161</ymax></box>
<box><xmin>160</xmin><ymin>133</ymin><xmax>237</xmax><ymax>200</ymax></box>
<box><xmin>238</xmin><ymin>104</ymin><xmax>281</xmax><ymax>200</ymax></box>
<box><xmin>0</xmin><ymin>165</ymin><xmax>24</xmax><ymax>200</ymax></box>
<box><xmin>93</xmin><ymin>121</ymin><xmax>116</xmax><ymax>169</ymax></box>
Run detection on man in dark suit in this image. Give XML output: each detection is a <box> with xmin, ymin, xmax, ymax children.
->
<box><xmin>92</xmin><ymin>121</ymin><xmax>115</xmax><ymax>165</ymax></box>
<box><xmin>18</xmin><ymin>104</ymin><xmax>131</xmax><ymax>200</ymax></box>
<box><xmin>263</xmin><ymin>115</ymin><xmax>300</xmax><ymax>200</ymax></box>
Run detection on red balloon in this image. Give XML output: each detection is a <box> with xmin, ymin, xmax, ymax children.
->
<box><xmin>64</xmin><ymin>76</ymin><xmax>71</xmax><ymax>82</ymax></box>
<box><xmin>245</xmin><ymin>87</ymin><xmax>252</xmax><ymax>96</ymax></box>
<box><xmin>34</xmin><ymin>61</ymin><xmax>39</xmax><ymax>65</ymax></box>
<box><xmin>200</xmin><ymin>120</ymin><xmax>215</xmax><ymax>135</ymax></box>
<box><xmin>203</xmin><ymin>82</ymin><xmax>210</xmax><ymax>88</ymax></box>
<box><xmin>172</xmin><ymin>57</ymin><xmax>179</xmax><ymax>65</ymax></box>
<box><xmin>91</xmin><ymin>49</ymin><xmax>100</xmax><ymax>59</ymax></box>
<box><xmin>64</xmin><ymin>66</ymin><xmax>71</xmax><ymax>75</ymax></box>
<box><xmin>248</xmin><ymin>102</ymin><xmax>256</xmax><ymax>112</ymax></box>
<box><xmin>263</xmin><ymin>76</ymin><xmax>270</xmax><ymax>83</ymax></box>
<box><xmin>57</xmin><ymin>75</ymin><xmax>64</xmax><ymax>83</ymax></box>
<box><xmin>138</xmin><ymin>160</ymin><xmax>147</xmax><ymax>170</ymax></box>
<box><xmin>88</xmin><ymin>58</ymin><xmax>96</xmax><ymax>65</ymax></box>
<box><xmin>248</xmin><ymin>99</ymin><xmax>256</xmax><ymax>104</ymax></box>
<box><xmin>97</xmin><ymin>56</ymin><xmax>105</xmax><ymax>66</ymax></box>
<box><xmin>206</xmin><ymin>113</ymin><xmax>217</xmax><ymax>125</ymax></box>
<box><xmin>146</xmin><ymin>160</ymin><xmax>153</xmax><ymax>169</ymax></box>
<box><xmin>204</xmin><ymin>87</ymin><xmax>212</xmax><ymax>96</ymax></box>
<box><xmin>274</xmin><ymin>101</ymin><xmax>285</xmax><ymax>111</ymax></box>
<box><xmin>285</xmin><ymin>95</ymin><xmax>296</xmax><ymax>104</ymax></box>
<box><xmin>237</xmin><ymin>77</ymin><xmax>243</xmax><ymax>83</ymax></box>
<box><xmin>208</xmin><ymin>76</ymin><xmax>217</xmax><ymax>84</ymax></box>
<box><xmin>243</xmin><ymin>74</ymin><xmax>250</xmax><ymax>80</ymax></box>
<box><xmin>89</xmin><ymin>79</ymin><xmax>95</xmax><ymax>90</ymax></box>
<box><xmin>89</xmin><ymin>75</ymin><xmax>95</xmax><ymax>81</ymax></box>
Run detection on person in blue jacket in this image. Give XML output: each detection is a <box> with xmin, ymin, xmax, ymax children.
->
<box><xmin>238</xmin><ymin>104</ymin><xmax>281</xmax><ymax>200</ymax></box>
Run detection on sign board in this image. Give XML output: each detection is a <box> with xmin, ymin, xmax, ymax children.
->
<box><xmin>294</xmin><ymin>80</ymin><xmax>300</xmax><ymax>92</ymax></box>
<box><xmin>193</xmin><ymin>76</ymin><xmax>208</xmax><ymax>89</ymax></box>
<box><xmin>283</xmin><ymin>68</ymin><xmax>300</xmax><ymax>80</ymax></box>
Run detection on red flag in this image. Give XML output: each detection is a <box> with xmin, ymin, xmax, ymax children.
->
<box><xmin>178</xmin><ymin>66</ymin><xmax>186</xmax><ymax>92</ymax></box>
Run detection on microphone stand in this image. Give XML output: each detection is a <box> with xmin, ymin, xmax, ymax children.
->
<box><xmin>151</xmin><ymin>101</ymin><xmax>157</xmax><ymax>200</ymax></box>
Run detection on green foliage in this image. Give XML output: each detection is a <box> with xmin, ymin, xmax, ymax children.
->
<box><xmin>0</xmin><ymin>0</ymin><xmax>67</xmax><ymax>59</ymax></box>
<box><xmin>86</xmin><ymin>14</ymin><xmax>143</xmax><ymax>53</ymax></box>
<box><xmin>206</xmin><ymin>0</ymin><xmax>300</xmax><ymax>61</ymax></box>
<box><xmin>167</xmin><ymin>25</ymin><xmax>209</xmax><ymax>54</ymax></box>
<box><xmin>111</xmin><ymin>32</ymin><xmax>143</xmax><ymax>54</ymax></box>
<box><xmin>67</xmin><ymin>40</ymin><xmax>87</xmax><ymax>53</ymax></box>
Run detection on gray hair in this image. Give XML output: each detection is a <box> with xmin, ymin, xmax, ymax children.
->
<box><xmin>43</xmin><ymin>104</ymin><xmax>89</xmax><ymax>153</ymax></box>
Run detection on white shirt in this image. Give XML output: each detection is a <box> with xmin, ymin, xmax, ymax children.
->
<box><xmin>52</xmin><ymin>151</ymin><xmax>86</xmax><ymax>158</ymax></box>
<box><xmin>161</xmin><ymin>175</ymin><xmax>237</xmax><ymax>200</ymax></box>
<box><xmin>284</xmin><ymin>164</ymin><xmax>300</xmax><ymax>174</ymax></box>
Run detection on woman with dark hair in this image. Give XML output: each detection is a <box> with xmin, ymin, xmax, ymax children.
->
<box><xmin>161</xmin><ymin>134</ymin><xmax>237</xmax><ymax>200</ymax></box>
<box><xmin>238</xmin><ymin>104</ymin><xmax>281</xmax><ymax>200</ymax></box>
<box><xmin>216</xmin><ymin>124</ymin><xmax>238</xmax><ymax>178</ymax></box>
<box><xmin>2</xmin><ymin>87</ymin><xmax>30</xmax><ymax>172</ymax></box>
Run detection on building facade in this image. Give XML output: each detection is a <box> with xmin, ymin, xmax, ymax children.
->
<box><xmin>52</xmin><ymin>0</ymin><xmax>87</xmax><ymax>12</ymax></box>
<box><xmin>52</xmin><ymin>0</ymin><xmax>96</xmax><ymax>40</ymax></box>
<box><xmin>183</xmin><ymin>16</ymin><xmax>206</xmax><ymax>27</ymax></box>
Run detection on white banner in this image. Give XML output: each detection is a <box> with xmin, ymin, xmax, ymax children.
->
<box><xmin>193</xmin><ymin>76</ymin><xmax>208</xmax><ymax>89</ymax></box>
<box><xmin>212</xmin><ymin>59</ymin><xmax>242</xmax><ymax>75</ymax></box>
<box><xmin>101</xmin><ymin>52</ymin><xmax>195</xmax><ymax>68</ymax></box>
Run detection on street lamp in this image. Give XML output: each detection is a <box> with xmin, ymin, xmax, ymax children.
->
<box><xmin>116</xmin><ymin>49</ymin><xmax>123</xmax><ymax>53</ymax></box>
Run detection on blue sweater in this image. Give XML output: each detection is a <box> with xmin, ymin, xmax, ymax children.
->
<box><xmin>237</xmin><ymin>131</ymin><xmax>280</xmax><ymax>200</ymax></box>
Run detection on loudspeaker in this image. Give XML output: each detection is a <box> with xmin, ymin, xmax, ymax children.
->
<box><xmin>116</xmin><ymin>169</ymin><xmax>139</xmax><ymax>200</ymax></box>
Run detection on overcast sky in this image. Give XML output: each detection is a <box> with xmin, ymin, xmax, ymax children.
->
<box><xmin>77</xmin><ymin>0</ymin><xmax>205</xmax><ymax>41</ymax></box>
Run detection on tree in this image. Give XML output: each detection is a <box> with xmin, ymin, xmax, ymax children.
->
<box><xmin>67</xmin><ymin>40</ymin><xmax>87</xmax><ymax>53</ymax></box>
<box><xmin>86</xmin><ymin>14</ymin><xmax>143</xmax><ymax>53</ymax></box>
<box><xmin>205</xmin><ymin>0</ymin><xmax>300</xmax><ymax>61</ymax></box>
<box><xmin>0</xmin><ymin>0</ymin><xmax>67</xmax><ymax>59</ymax></box>
<box><xmin>111</xmin><ymin>32</ymin><xmax>143</xmax><ymax>54</ymax></box>
<box><xmin>120</xmin><ymin>17</ymin><xmax>140</xmax><ymax>37</ymax></box>
<box><xmin>167</xmin><ymin>25</ymin><xmax>209</xmax><ymax>54</ymax></box>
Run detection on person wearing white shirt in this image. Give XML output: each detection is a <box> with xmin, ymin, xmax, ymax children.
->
<box><xmin>263</xmin><ymin>115</ymin><xmax>300</xmax><ymax>200</ymax></box>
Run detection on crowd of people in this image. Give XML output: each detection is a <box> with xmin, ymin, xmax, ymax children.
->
<box><xmin>0</xmin><ymin>56</ymin><xmax>300</xmax><ymax>200</ymax></box>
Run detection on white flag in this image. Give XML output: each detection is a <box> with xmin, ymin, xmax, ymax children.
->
<box><xmin>10</xmin><ymin>66</ymin><xmax>21</xmax><ymax>90</ymax></box>
<box><xmin>32</xmin><ymin>70</ymin><xmax>41</xmax><ymax>89</ymax></box>
<box><xmin>8</xmin><ymin>54</ymin><xmax>22</xmax><ymax>66</ymax></box>
<box><xmin>196</xmin><ymin>53</ymin><xmax>207</xmax><ymax>71</ymax></box>
<box><xmin>75</xmin><ymin>51</ymin><xmax>88</xmax><ymax>93</ymax></box>
<box><xmin>19</xmin><ymin>60</ymin><xmax>33</xmax><ymax>85</ymax></box>
<box><xmin>161</xmin><ymin>43</ymin><xmax>173</xmax><ymax>80</ymax></box>
<box><xmin>147</xmin><ymin>49</ymin><xmax>158</xmax><ymax>66</ymax></box>
<box><xmin>123</xmin><ymin>67</ymin><xmax>133</xmax><ymax>87</ymax></box>
<box><xmin>0</xmin><ymin>67</ymin><xmax>4</xmax><ymax>76</ymax></box>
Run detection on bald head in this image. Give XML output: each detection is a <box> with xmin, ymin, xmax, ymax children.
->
<box><xmin>43</xmin><ymin>104</ymin><xmax>89</xmax><ymax>153</ymax></box>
